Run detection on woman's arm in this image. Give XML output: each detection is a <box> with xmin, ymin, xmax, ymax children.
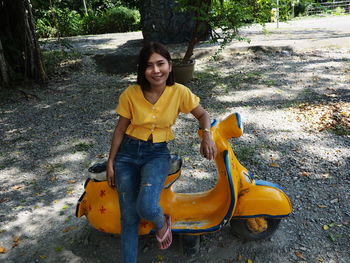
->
<box><xmin>106</xmin><ymin>115</ymin><xmax>131</xmax><ymax>187</ymax></box>
<box><xmin>191</xmin><ymin>105</ymin><xmax>217</xmax><ymax>160</ymax></box>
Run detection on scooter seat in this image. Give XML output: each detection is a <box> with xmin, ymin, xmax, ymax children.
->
<box><xmin>87</xmin><ymin>154</ymin><xmax>182</xmax><ymax>182</ymax></box>
<box><xmin>168</xmin><ymin>154</ymin><xmax>182</xmax><ymax>175</ymax></box>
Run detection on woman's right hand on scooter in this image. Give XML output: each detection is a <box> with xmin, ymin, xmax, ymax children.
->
<box><xmin>107</xmin><ymin>162</ymin><xmax>115</xmax><ymax>188</ymax></box>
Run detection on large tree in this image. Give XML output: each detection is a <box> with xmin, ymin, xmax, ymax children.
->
<box><xmin>0</xmin><ymin>0</ymin><xmax>47</xmax><ymax>88</ymax></box>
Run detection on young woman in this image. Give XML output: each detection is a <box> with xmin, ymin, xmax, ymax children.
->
<box><xmin>106</xmin><ymin>42</ymin><xmax>217</xmax><ymax>263</ymax></box>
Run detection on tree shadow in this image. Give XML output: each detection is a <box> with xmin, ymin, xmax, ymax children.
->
<box><xmin>0</xmin><ymin>42</ymin><xmax>349</xmax><ymax>262</ymax></box>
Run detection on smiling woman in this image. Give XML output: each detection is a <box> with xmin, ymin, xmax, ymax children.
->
<box><xmin>104</xmin><ymin>41</ymin><xmax>217</xmax><ymax>262</ymax></box>
<box><xmin>144</xmin><ymin>53</ymin><xmax>172</xmax><ymax>91</ymax></box>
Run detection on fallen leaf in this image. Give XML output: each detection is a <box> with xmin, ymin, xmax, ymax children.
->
<box><xmin>323</xmin><ymin>225</ymin><xmax>329</xmax><ymax>230</ymax></box>
<box><xmin>328</xmin><ymin>234</ymin><xmax>336</xmax><ymax>242</ymax></box>
<box><xmin>55</xmin><ymin>245</ymin><xmax>63</xmax><ymax>252</ymax></box>
<box><xmin>247</xmin><ymin>259</ymin><xmax>253</xmax><ymax>263</ymax></box>
<box><xmin>299</xmin><ymin>171</ymin><xmax>310</xmax><ymax>177</ymax></box>
<box><xmin>68</xmin><ymin>180</ymin><xmax>76</xmax><ymax>184</ymax></box>
<box><xmin>0</xmin><ymin>247</ymin><xmax>7</xmax><ymax>253</ymax></box>
<box><xmin>39</xmin><ymin>255</ymin><xmax>47</xmax><ymax>259</ymax></box>
<box><xmin>317</xmin><ymin>204</ymin><xmax>327</xmax><ymax>208</ymax></box>
<box><xmin>49</xmin><ymin>176</ymin><xmax>58</xmax><ymax>182</ymax></box>
<box><xmin>66</xmin><ymin>189</ymin><xmax>74</xmax><ymax>195</ymax></box>
<box><xmin>63</xmin><ymin>226</ymin><xmax>76</xmax><ymax>233</ymax></box>
<box><xmin>270</xmin><ymin>162</ymin><xmax>280</xmax><ymax>167</ymax></box>
<box><xmin>237</xmin><ymin>254</ymin><xmax>243</xmax><ymax>260</ymax></box>
<box><xmin>11</xmin><ymin>185</ymin><xmax>22</xmax><ymax>190</ymax></box>
<box><xmin>0</xmin><ymin>198</ymin><xmax>10</xmax><ymax>203</ymax></box>
<box><xmin>295</xmin><ymin>251</ymin><xmax>306</xmax><ymax>260</ymax></box>
<box><xmin>12</xmin><ymin>236</ymin><xmax>21</xmax><ymax>248</ymax></box>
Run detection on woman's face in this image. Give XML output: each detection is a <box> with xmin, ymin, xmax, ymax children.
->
<box><xmin>145</xmin><ymin>52</ymin><xmax>172</xmax><ymax>89</ymax></box>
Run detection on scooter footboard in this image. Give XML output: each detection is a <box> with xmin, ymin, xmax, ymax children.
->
<box><xmin>233</xmin><ymin>182</ymin><xmax>292</xmax><ymax>218</ymax></box>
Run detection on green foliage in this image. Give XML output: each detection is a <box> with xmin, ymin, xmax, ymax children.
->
<box><xmin>331</xmin><ymin>7</ymin><xmax>346</xmax><ymax>16</ymax></box>
<box><xmin>81</xmin><ymin>6</ymin><xmax>140</xmax><ymax>34</ymax></box>
<box><xmin>35</xmin><ymin>7</ymin><xmax>83</xmax><ymax>38</ymax></box>
<box><xmin>57</xmin><ymin>8</ymin><xmax>83</xmax><ymax>36</ymax></box>
<box><xmin>293</xmin><ymin>0</ymin><xmax>315</xmax><ymax>16</ymax></box>
<box><xmin>33</xmin><ymin>1</ymin><xmax>141</xmax><ymax>38</ymax></box>
<box><xmin>73</xmin><ymin>142</ymin><xmax>93</xmax><ymax>152</ymax></box>
<box><xmin>41</xmin><ymin>48</ymin><xmax>82</xmax><ymax>78</ymax></box>
<box><xmin>175</xmin><ymin>0</ymin><xmax>282</xmax><ymax>62</ymax></box>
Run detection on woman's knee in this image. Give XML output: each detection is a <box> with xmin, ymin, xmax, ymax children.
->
<box><xmin>136</xmin><ymin>192</ymin><xmax>161</xmax><ymax>220</ymax></box>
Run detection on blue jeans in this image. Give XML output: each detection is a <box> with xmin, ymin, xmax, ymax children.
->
<box><xmin>114</xmin><ymin>136</ymin><xmax>171</xmax><ymax>263</ymax></box>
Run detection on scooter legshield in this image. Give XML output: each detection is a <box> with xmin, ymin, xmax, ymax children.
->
<box><xmin>233</xmin><ymin>183</ymin><xmax>292</xmax><ymax>218</ymax></box>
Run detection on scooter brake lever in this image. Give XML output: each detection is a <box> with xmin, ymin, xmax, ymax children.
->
<box><xmin>88</xmin><ymin>161</ymin><xmax>107</xmax><ymax>173</ymax></box>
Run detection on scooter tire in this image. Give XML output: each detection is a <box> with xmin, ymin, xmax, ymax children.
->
<box><xmin>230</xmin><ymin>218</ymin><xmax>281</xmax><ymax>241</ymax></box>
<box><xmin>181</xmin><ymin>235</ymin><xmax>200</xmax><ymax>256</ymax></box>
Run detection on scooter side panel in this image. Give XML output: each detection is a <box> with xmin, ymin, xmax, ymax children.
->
<box><xmin>76</xmin><ymin>179</ymin><xmax>155</xmax><ymax>234</ymax></box>
<box><xmin>233</xmin><ymin>184</ymin><xmax>293</xmax><ymax>218</ymax></box>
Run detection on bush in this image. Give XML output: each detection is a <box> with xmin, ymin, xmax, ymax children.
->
<box><xmin>35</xmin><ymin>8</ymin><xmax>83</xmax><ymax>38</ymax></box>
<box><xmin>83</xmin><ymin>6</ymin><xmax>140</xmax><ymax>34</ymax></box>
<box><xmin>56</xmin><ymin>8</ymin><xmax>83</xmax><ymax>36</ymax></box>
<box><xmin>332</xmin><ymin>7</ymin><xmax>345</xmax><ymax>16</ymax></box>
<box><xmin>35</xmin><ymin>5</ymin><xmax>141</xmax><ymax>37</ymax></box>
<box><xmin>35</xmin><ymin>18</ymin><xmax>58</xmax><ymax>38</ymax></box>
<box><xmin>42</xmin><ymin>49</ymin><xmax>82</xmax><ymax>78</ymax></box>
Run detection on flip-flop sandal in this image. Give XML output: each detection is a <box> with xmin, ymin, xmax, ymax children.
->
<box><xmin>156</xmin><ymin>215</ymin><xmax>172</xmax><ymax>250</ymax></box>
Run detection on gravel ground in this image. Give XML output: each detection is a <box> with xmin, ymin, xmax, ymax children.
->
<box><xmin>1</xmin><ymin>16</ymin><xmax>350</xmax><ymax>263</ymax></box>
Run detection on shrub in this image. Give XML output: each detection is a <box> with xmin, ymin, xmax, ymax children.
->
<box><xmin>35</xmin><ymin>18</ymin><xmax>58</xmax><ymax>38</ymax></box>
<box><xmin>56</xmin><ymin>8</ymin><xmax>83</xmax><ymax>36</ymax></box>
<box><xmin>42</xmin><ymin>49</ymin><xmax>82</xmax><ymax>78</ymax></box>
<box><xmin>332</xmin><ymin>7</ymin><xmax>345</xmax><ymax>16</ymax></box>
<box><xmin>82</xmin><ymin>6</ymin><xmax>140</xmax><ymax>34</ymax></box>
<box><xmin>35</xmin><ymin>8</ymin><xmax>83</xmax><ymax>38</ymax></box>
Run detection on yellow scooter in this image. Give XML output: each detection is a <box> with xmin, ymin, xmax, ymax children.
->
<box><xmin>76</xmin><ymin>113</ymin><xmax>292</xmax><ymax>251</ymax></box>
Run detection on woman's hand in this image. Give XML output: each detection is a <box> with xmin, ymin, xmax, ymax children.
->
<box><xmin>106</xmin><ymin>116</ymin><xmax>130</xmax><ymax>188</ymax></box>
<box><xmin>200</xmin><ymin>132</ymin><xmax>217</xmax><ymax>160</ymax></box>
<box><xmin>107</xmin><ymin>162</ymin><xmax>115</xmax><ymax>188</ymax></box>
<box><xmin>190</xmin><ymin>105</ymin><xmax>217</xmax><ymax>160</ymax></box>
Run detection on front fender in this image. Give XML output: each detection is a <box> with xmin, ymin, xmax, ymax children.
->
<box><xmin>233</xmin><ymin>181</ymin><xmax>292</xmax><ymax>218</ymax></box>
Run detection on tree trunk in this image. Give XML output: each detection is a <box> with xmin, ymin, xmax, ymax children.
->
<box><xmin>82</xmin><ymin>0</ymin><xmax>88</xmax><ymax>16</ymax></box>
<box><xmin>0</xmin><ymin>0</ymin><xmax>47</xmax><ymax>88</ymax></box>
<box><xmin>0</xmin><ymin>39</ymin><xmax>9</xmax><ymax>86</ymax></box>
<box><xmin>141</xmin><ymin>0</ymin><xmax>195</xmax><ymax>44</ymax></box>
<box><xmin>182</xmin><ymin>0</ymin><xmax>211</xmax><ymax>63</ymax></box>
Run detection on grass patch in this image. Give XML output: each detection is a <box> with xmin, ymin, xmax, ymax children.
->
<box><xmin>42</xmin><ymin>50</ymin><xmax>82</xmax><ymax>78</ymax></box>
<box><xmin>234</xmin><ymin>145</ymin><xmax>261</xmax><ymax>165</ymax></box>
<box><xmin>73</xmin><ymin>142</ymin><xmax>93</xmax><ymax>152</ymax></box>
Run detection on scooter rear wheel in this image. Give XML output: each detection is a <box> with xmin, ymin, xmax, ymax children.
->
<box><xmin>230</xmin><ymin>218</ymin><xmax>281</xmax><ymax>241</ymax></box>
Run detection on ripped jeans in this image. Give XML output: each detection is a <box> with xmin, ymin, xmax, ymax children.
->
<box><xmin>114</xmin><ymin>136</ymin><xmax>171</xmax><ymax>263</ymax></box>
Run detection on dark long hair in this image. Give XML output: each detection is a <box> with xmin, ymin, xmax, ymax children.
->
<box><xmin>137</xmin><ymin>42</ymin><xmax>175</xmax><ymax>89</ymax></box>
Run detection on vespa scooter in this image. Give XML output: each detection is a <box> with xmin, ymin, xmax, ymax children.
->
<box><xmin>76</xmin><ymin>113</ymin><xmax>292</xmax><ymax>251</ymax></box>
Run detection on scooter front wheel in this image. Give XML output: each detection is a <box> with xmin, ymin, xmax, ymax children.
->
<box><xmin>230</xmin><ymin>217</ymin><xmax>281</xmax><ymax>241</ymax></box>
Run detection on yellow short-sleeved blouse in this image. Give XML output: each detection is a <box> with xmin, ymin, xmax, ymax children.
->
<box><xmin>115</xmin><ymin>83</ymin><xmax>200</xmax><ymax>142</ymax></box>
